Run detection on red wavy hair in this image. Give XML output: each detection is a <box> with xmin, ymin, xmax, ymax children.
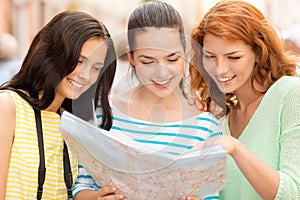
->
<box><xmin>189</xmin><ymin>0</ymin><xmax>298</xmax><ymax>116</ymax></box>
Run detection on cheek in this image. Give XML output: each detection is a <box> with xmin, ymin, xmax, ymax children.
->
<box><xmin>173</xmin><ymin>62</ymin><xmax>184</xmax><ymax>75</ymax></box>
<box><xmin>203</xmin><ymin>60</ymin><xmax>216</xmax><ymax>75</ymax></box>
<box><xmin>90</xmin><ymin>72</ymin><xmax>100</xmax><ymax>85</ymax></box>
<box><xmin>244</xmin><ymin>61</ymin><xmax>256</xmax><ymax>73</ymax></box>
<box><xmin>135</xmin><ymin>67</ymin><xmax>154</xmax><ymax>82</ymax></box>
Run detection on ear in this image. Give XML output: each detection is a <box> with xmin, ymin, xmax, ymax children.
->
<box><xmin>127</xmin><ymin>47</ymin><xmax>135</xmax><ymax>66</ymax></box>
<box><xmin>255</xmin><ymin>54</ymin><xmax>260</xmax><ymax>64</ymax></box>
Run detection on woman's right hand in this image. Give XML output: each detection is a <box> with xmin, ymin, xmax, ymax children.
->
<box><xmin>96</xmin><ymin>185</ymin><xmax>126</xmax><ymax>200</ymax></box>
<box><xmin>75</xmin><ymin>185</ymin><xmax>126</xmax><ymax>200</ymax></box>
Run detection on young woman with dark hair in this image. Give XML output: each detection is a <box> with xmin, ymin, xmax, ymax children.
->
<box><xmin>73</xmin><ymin>2</ymin><xmax>223</xmax><ymax>200</ymax></box>
<box><xmin>0</xmin><ymin>10</ymin><xmax>116</xmax><ymax>199</ymax></box>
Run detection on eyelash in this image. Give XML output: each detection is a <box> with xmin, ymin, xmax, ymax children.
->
<box><xmin>142</xmin><ymin>61</ymin><xmax>154</xmax><ymax>64</ymax></box>
<box><xmin>78</xmin><ymin>60</ymin><xmax>101</xmax><ymax>72</ymax></box>
<box><xmin>229</xmin><ymin>56</ymin><xmax>241</xmax><ymax>60</ymax></box>
<box><xmin>167</xmin><ymin>58</ymin><xmax>178</xmax><ymax>62</ymax></box>
<box><xmin>204</xmin><ymin>55</ymin><xmax>241</xmax><ymax>60</ymax></box>
<box><xmin>141</xmin><ymin>58</ymin><xmax>179</xmax><ymax>64</ymax></box>
<box><xmin>92</xmin><ymin>66</ymin><xmax>101</xmax><ymax>71</ymax></box>
<box><xmin>204</xmin><ymin>55</ymin><xmax>214</xmax><ymax>59</ymax></box>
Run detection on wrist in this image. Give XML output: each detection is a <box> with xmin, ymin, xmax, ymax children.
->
<box><xmin>229</xmin><ymin>137</ymin><xmax>241</xmax><ymax>158</ymax></box>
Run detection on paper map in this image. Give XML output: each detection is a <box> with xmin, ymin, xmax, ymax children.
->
<box><xmin>60</xmin><ymin>111</ymin><xmax>227</xmax><ymax>199</ymax></box>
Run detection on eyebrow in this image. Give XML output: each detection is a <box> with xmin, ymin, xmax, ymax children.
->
<box><xmin>79</xmin><ymin>55</ymin><xmax>104</xmax><ymax>65</ymax></box>
<box><xmin>203</xmin><ymin>50</ymin><xmax>241</xmax><ymax>56</ymax></box>
<box><xmin>138</xmin><ymin>51</ymin><xmax>181</xmax><ymax>59</ymax></box>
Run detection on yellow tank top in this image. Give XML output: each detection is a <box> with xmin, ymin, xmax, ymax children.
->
<box><xmin>5</xmin><ymin>90</ymin><xmax>78</xmax><ymax>199</ymax></box>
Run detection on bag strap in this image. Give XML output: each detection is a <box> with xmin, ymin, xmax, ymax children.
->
<box><xmin>31</xmin><ymin>97</ymin><xmax>46</xmax><ymax>200</ymax></box>
<box><xmin>30</xmin><ymin>92</ymin><xmax>73</xmax><ymax>199</ymax></box>
<box><xmin>63</xmin><ymin>141</ymin><xmax>73</xmax><ymax>199</ymax></box>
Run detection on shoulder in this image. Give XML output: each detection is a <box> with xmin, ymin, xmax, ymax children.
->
<box><xmin>280</xmin><ymin>76</ymin><xmax>300</xmax><ymax>96</ymax></box>
<box><xmin>0</xmin><ymin>89</ymin><xmax>31</xmax><ymax>116</ymax></box>
<box><xmin>194</xmin><ymin>112</ymin><xmax>222</xmax><ymax>137</ymax></box>
<box><xmin>110</xmin><ymin>89</ymin><xmax>133</xmax><ymax>111</ymax></box>
<box><xmin>273</xmin><ymin>76</ymin><xmax>300</xmax><ymax>89</ymax></box>
<box><xmin>0</xmin><ymin>90</ymin><xmax>15</xmax><ymax>111</ymax></box>
<box><xmin>267</xmin><ymin>76</ymin><xmax>300</xmax><ymax>123</ymax></box>
<box><xmin>196</xmin><ymin>112</ymin><xmax>221</xmax><ymax>128</ymax></box>
<box><xmin>0</xmin><ymin>91</ymin><xmax>16</xmax><ymax>128</ymax></box>
<box><xmin>198</xmin><ymin>111</ymin><xmax>219</xmax><ymax>121</ymax></box>
<box><xmin>267</xmin><ymin>76</ymin><xmax>300</xmax><ymax>99</ymax></box>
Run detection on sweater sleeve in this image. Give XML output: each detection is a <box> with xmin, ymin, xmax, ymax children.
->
<box><xmin>72</xmin><ymin>164</ymin><xmax>101</xmax><ymax>198</ymax></box>
<box><xmin>275</xmin><ymin>78</ymin><xmax>300</xmax><ymax>199</ymax></box>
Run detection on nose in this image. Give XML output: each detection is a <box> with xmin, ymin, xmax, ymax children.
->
<box><xmin>156</xmin><ymin>64</ymin><xmax>170</xmax><ymax>78</ymax></box>
<box><xmin>214</xmin><ymin>58</ymin><xmax>229</xmax><ymax>76</ymax></box>
<box><xmin>77</xmin><ymin>64</ymin><xmax>90</xmax><ymax>81</ymax></box>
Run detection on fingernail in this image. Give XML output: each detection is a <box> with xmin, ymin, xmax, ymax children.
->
<box><xmin>119</xmin><ymin>194</ymin><xmax>124</xmax><ymax>199</ymax></box>
<box><xmin>112</xmin><ymin>187</ymin><xmax>117</xmax><ymax>192</ymax></box>
<box><xmin>186</xmin><ymin>197</ymin><xmax>192</xmax><ymax>200</ymax></box>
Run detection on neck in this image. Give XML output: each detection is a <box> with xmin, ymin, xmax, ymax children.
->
<box><xmin>133</xmin><ymin>85</ymin><xmax>183</xmax><ymax>109</ymax></box>
<box><xmin>45</xmin><ymin>95</ymin><xmax>64</xmax><ymax>112</ymax></box>
<box><xmin>126</xmin><ymin>86</ymin><xmax>189</xmax><ymax>123</ymax></box>
<box><xmin>233</xmin><ymin>79</ymin><xmax>266</xmax><ymax>110</ymax></box>
<box><xmin>234</xmin><ymin>88</ymin><xmax>264</xmax><ymax>111</ymax></box>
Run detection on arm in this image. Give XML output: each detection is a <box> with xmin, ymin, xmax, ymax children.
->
<box><xmin>0</xmin><ymin>92</ymin><xmax>16</xmax><ymax>199</ymax></box>
<box><xmin>72</xmin><ymin>164</ymin><xmax>101</xmax><ymax>198</ymax></box>
<box><xmin>274</xmin><ymin>80</ymin><xmax>300</xmax><ymax>199</ymax></box>
<box><xmin>227</xmin><ymin>120</ymin><xmax>300</xmax><ymax>200</ymax></box>
<box><xmin>195</xmin><ymin>79</ymin><xmax>300</xmax><ymax>199</ymax></box>
<box><xmin>275</xmin><ymin>126</ymin><xmax>300</xmax><ymax>199</ymax></box>
<box><xmin>73</xmin><ymin>164</ymin><xmax>125</xmax><ymax>200</ymax></box>
<box><xmin>201</xmin><ymin>113</ymin><xmax>299</xmax><ymax>199</ymax></box>
<box><xmin>228</xmin><ymin>136</ymin><xmax>280</xmax><ymax>200</ymax></box>
<box><xmin>195</xmin><ymin>135</ymin><xmax>279</xmax><ymax>199</ymax></box>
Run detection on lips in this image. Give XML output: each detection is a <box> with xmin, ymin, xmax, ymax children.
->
<box><xmin>151</xmin><ymin>77</ymin><xmax>173</xmax><ymax>89</ymax></box>
<box><xmin>216</xmin><ymin>75</ymin><xmax>236</xmax><ymax>82</ymax></box>
<box><xmin>152</xmin><ymin>79</ymin><xmax>170</xmax><ymax>85</ymax></box>
<box><xmin>67</xmin><ymin>78</ymin><xmax>84</xmax><ymax>89</ymax></box>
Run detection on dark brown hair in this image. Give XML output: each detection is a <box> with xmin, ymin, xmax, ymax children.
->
<box><xmin>127</xmin><ymin>1</ymin><xmax>186</xmax><ymax>52</ymax></box>
<box><xmin>0</xmin><ymin>10</ymin><xmax>116</xmax><ymax>130</ymax></box>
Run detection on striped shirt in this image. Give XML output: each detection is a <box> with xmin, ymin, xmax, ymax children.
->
<box><xmin>4</xmin><ymin>90</ymin><xmax>78</xmax><ymax>199</ymax></box>
<box><xmin>73</xmin><ymin>105</ymin><xmax>222</xmax><ymax>199</ymax></box>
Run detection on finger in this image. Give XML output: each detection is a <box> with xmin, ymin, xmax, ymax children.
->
<box><xmin>98</xmin><ymin>194</ymin><xmax>126</xmax><ymax>200</ymax></box>
<box><xmin>192</xmin><ymin>142</ymin><xmax>204</xmax><ymax>150</ymax></box>
<box><xmin>190</xmin><ymin>136</ymin><xmax>222</xmax><ymax>152</ymax></box>
<box><xmin>203</xmin><ymin>135</ymin><xmax>223</xmax><ymax>148</ymax></box>
<box><xmin>185</xmin><ymin>196</ymin><xmax>202</xmax><ymax>200</ymax></box>
<box><xmin>97</xmin><ymin>185</ymin><xmax>117</xmax><ymax>197</ymax></box>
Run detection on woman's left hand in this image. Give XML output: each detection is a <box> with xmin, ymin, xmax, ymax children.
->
<box><xmin>193</xmin><ymin>135</ymin><xmax>238</xmax><ymax>156</ymax></box>
<box><xmin>180</xmin><ymin>196</ymin><xmax>202</xmax><ymax>200</ymax></box>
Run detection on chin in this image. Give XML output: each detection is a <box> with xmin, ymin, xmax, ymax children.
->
<box><xmin>155</xmin><ymin>91</ymin><xmax>174</xmax><ymax>99</ymax></box>
<box><xmin>67</xmin><ymin>92</ymin><xmax>81</xmax><ymax>100</ymax></box>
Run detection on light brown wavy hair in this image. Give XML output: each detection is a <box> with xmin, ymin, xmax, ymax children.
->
<box><xmin>189</xmin><ymin>0</ymin><xmax>298</xmax><ymax>117</ymax></box>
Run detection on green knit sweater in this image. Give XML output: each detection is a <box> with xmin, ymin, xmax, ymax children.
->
<box><xmin>219</xmin><ymin>76</ymin><xmax>300</xmax><ymax>200</ymax></box>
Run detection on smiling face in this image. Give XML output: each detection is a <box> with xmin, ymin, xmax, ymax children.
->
<box><xmin>57</xmin><ymin>37</ymin><xmax>107</xmax><ymax>100</ymax></box>
<box><xmin>202</xmin><ymin>33</ymin><xmax>257</xmax><ymax>94</ymax></box>
<box><xmin>129</xmin><ymin>28</ymin><xmax>185</xmax><ymax>98</ymax></box>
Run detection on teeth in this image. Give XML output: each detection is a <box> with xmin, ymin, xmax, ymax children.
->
<box><xmin>67</xmin><ymin>78</ymin><xmax>83</xmax><ymax>88</ymax></box>
<box><xmin>153</xmin><ymin>79</ymin><xmax>170</xmax><ymax>85</ymax></box>
<box><xmin>217</xmin><ymin>76</ymin><xmax>234</xmax><ymax>82</ymax></box>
